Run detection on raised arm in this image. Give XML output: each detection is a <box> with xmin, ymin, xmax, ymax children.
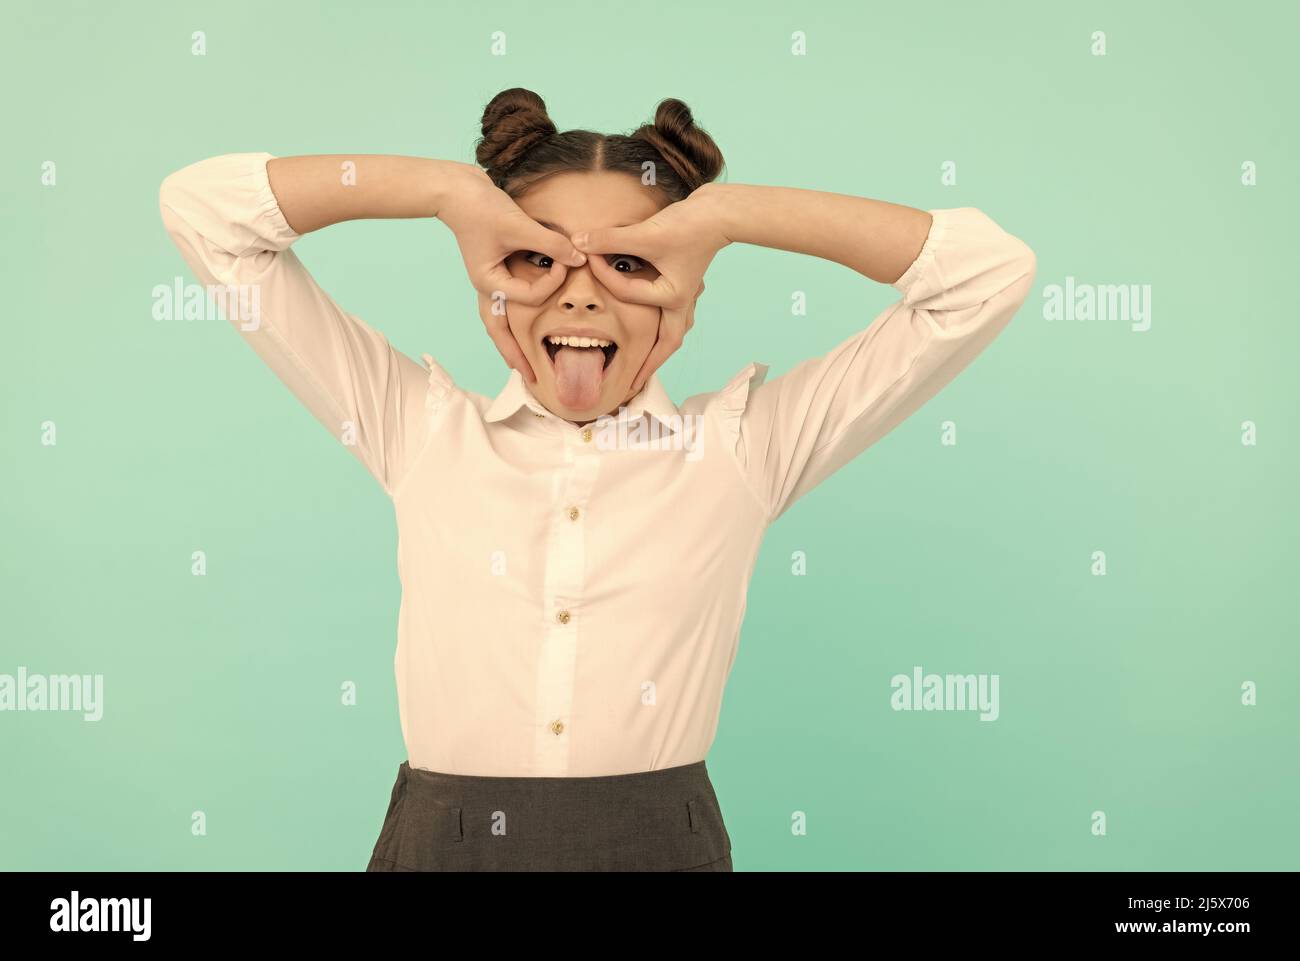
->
<box><xmin>268</xmin><ymin>154</ymin><xmax>586</xmax><ymax>381</ymax></box>
<box><xmin>709</xmin><ymin>183</ymin><xmax>935</xmax><ymax>286</ymax></box>
<box><xmin>160</xmin><ymin>150</ymin><xmax>592</xmax><ymax>495</ymax></box>
<box><xmin>264</xmin><ymin>154</ymin><xmax>455</xmax><ymax>232</ymax></box>
<box><xmin>705</xmin><ymin>185</ymin><xmax>1037</xmax><ymax>522</ymax></box>
<box><xmin>158</xmin><ymin>152</ymin><xmax>440</xmax><ymax>496</ymax></box>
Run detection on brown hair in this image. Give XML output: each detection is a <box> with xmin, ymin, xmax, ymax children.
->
<box><xmin>474</xmin><ymin>88</ymin><xmax>725</xmax><ymax>203</ymax></box>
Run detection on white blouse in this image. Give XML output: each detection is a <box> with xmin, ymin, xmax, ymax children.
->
<box><xmin>159</xmin><ymin>153</ymin><xmax>1037</xmax><ymax>777</ymax></box>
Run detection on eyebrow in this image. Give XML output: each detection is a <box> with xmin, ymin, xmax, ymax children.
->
<box><xmin>537</xmin><ymin>220</ymin><xmax>637</xmax><ymax>236</ymax></box>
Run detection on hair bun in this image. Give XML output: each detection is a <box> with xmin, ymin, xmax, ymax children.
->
<box><xmin>474</xmin><ymin>89</ymin><xmax>725</xmax><ymax>201</ymax></box>
<box><xmin>475</xmin><ymin>88</ymin><xmax>558</xmax><ymax>183</ymax></box>
<box><xmin>635</xmin><ymin>98</ymin><xmax>725</xmax><ymax>191</ymax></box>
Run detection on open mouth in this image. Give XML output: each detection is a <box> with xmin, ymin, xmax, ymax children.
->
<box><xmin>542</xmin><ymin>334</ymin><xmax>618</xmax><ymax>371</ymax></box>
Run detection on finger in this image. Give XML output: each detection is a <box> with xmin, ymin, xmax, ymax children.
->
<box><xmin>628</xmin><ymin>325</ymin><xmax>670</xmax><ymax>398</ymax></box>
<box><xmin>658</xmin><ymin>301</ymin><xmax>691</xmax><ymax>355</ymax></box>
<box><xmin>572</xmin><ymin>223</ymin><xmax>659</xmax><ymax>259</ymax></box>
<box><xmin>583</xmin><ymin>251</ymin><xmax>675</xmax><ymax>307</ymax></box>
<box><xmin>490</xmin><ymin>255</ymin><xmax>573</xmax><ymax>307</ymax></box>
<box><xmin>477</xmin><ymin>289</ymin><xmax>536</xmax><ymax>383</ymax></box>
<box><xmin>630</xmin><ymin>305</ymin><xmax>689</xmax><ymax>397</ymax></box>
<box><xmin>477</xmin><ymin>289</ymin><xmax>527</xmax><ymax>376</ymax></box>
<box><xmin>512</xmin><ymin>220</ymin><xmax>587</xmax><ymax>269</ymax></box>
<box><xmin>476</xmin><ymin>219</ymin><xmax>584</xmax><ymax>306</ymax></box>
<box><xmin>680</xmin><ymin>284</ymin><xmax>701</xmax><ymax>339</ymax></box>
<box><xmin>481</xmin><ymin>258</ymin><xmax>567</xmax><ymax>308</ymax></box>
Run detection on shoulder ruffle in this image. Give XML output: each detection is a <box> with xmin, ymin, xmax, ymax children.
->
<box><xmin>714</xmin><ymin>361</ymin><xmax>769</xmax><ymax>455</ymax></box>
<box><xmin>421</xmin><ymin>353</ymin><xmax>454</xmax><ymax>419</ymax></box>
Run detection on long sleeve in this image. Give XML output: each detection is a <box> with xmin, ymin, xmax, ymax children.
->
<box><xmin>722</xmin><ymin>206</ymin><xmax>1037</xmax><ymax>522</ymax></box>
<box><xmin>158</xmin><ymin>152</ymin><xmax>434</xmax><ymax>497</ymax></box>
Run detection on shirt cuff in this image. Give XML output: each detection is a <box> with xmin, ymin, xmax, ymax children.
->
<box><xmin>251</xmin><ymin>153</ymin><xmax>301</xmax><ymax>249</ymax></box>
<box><xmin>891</xmin><ymin>208</ymin><xmax>949</xmax><ymax>297</ymax></box>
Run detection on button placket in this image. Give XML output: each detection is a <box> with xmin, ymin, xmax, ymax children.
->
<box><xmin>532</xmin><ymin>452</ymin><xmax>601</xmax><ymax>775</ymax></box>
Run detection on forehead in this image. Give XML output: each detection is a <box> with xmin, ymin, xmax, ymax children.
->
<box><xmin>514</xmin><ymin>171</ymin><xmax>664</xmax><ymax>236</ymax></box>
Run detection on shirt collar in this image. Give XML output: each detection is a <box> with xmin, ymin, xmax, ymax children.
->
<box><xmin>485</xmin><ymin>369</ymin><xmax>682</xmax><ymax>433</ymax></box>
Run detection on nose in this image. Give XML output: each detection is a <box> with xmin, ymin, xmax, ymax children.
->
<box><xmin>557</xmin><ymin>262</ymin><xmax>606</xmax><ymax>313</ymax></box>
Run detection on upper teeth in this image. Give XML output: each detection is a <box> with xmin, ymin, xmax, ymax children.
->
<box><xmin>547</xmin><ymin>335</ymin><xmax>613</xmax><ymax>348</ymax></box>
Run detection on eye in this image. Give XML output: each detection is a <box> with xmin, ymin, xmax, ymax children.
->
<box><xmin>607</xmin><ymin>254</ymin><xmax>649</xmax><ymax>273</ymax></box>
<box><xmin>523</xmin><ymin>251</ymin><xmax>555</xmax><ymax>269</ymax></box>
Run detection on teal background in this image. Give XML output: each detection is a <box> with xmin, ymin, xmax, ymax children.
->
<box><xmin>2</xmin><ymin>0</ymin><xmax>1296</xmax><ymax>870</ymax></box>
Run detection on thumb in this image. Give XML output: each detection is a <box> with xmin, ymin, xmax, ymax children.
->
<box><xmin>572</xmin><ymin>222</ymin><xmax>654</xmax><ymax>257</ymax></box>
<box><xmin>521</xmin><ymin>221</ymin><xmax>586</xmax><ymax>268</ymax></box>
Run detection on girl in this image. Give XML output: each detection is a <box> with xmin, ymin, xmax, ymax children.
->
<box><xmin>158</xmin><ymin>88</ymin><xmax>1036</xmax><ymax>872</ymax></box>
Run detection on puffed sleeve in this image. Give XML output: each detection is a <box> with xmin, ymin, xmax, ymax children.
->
<box><xmin>717</xmin><ymin>206</ymin><xmax>1037</xmax><ymax>522</ymax></box>
<box><xmin>158</xmin><ymin>152</ymin><xmax>439</xmax><ymax>497</ymax></box>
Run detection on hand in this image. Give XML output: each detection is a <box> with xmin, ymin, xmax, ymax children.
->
<box><xmin>435</xmin><ymin>163</ymin><xmax>586</xmax><ymax>382</ymax></box>
<box><xmin>571</xmin><ymin>184</ymin><xmax>731</xmax><ymax>396</ymax></box>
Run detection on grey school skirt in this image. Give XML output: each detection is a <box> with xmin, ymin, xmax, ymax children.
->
<box><xmin>365</xmin><ymin>759</ymin><xmax>733</xmax><ymax>872</ymax></box>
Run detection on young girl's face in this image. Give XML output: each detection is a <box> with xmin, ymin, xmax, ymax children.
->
<box><xmin>503</xmin><ymin>170</ymin><xmax>671</xmax><ymax>424</ymax></box>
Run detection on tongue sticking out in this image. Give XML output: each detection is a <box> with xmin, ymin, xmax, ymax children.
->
<box><xmin>553</xmin><ymin>346</ymin><xmax>607</xmax><ymax>410</ymax></box>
